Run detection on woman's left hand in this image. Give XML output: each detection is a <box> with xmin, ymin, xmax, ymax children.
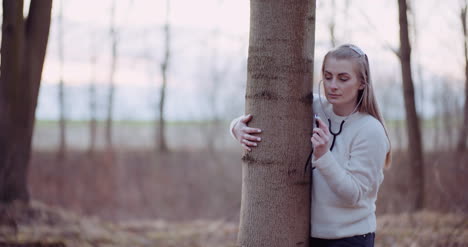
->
<box><xmin>311</xmin><ymin>118</ymin><xmax>331</xmax><ymax>159</ymax></box>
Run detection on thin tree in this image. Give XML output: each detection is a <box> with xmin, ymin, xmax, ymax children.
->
<box><xmin>0</xmin><ymin>0</ymin><xmax>53</xmax><ymax>204</ymax></box>
<box><xmin>397</xmin><ymin>0</ymin><xmax>425</xmax><ymax>210</ymax></box>
<box><xmin>89</xmin><ymin>31</ymin><xmax>98</xmax><ymax>156</ymax></box>
<box><xmin>157</xmin><ymin>0</ymin><xmax>170</xmax><ymax>152</ymax></box>
<box><xmin>57</xmin><ymin>0</ymin><xmax>67</xmax><ymax>159</ymax></box>
<box><xmin>328</xmin><ymin>0</ymin><xmax>337</xmax><ymax>48</ymax></box>
<box><xmin>206</xmin><ymin>29</ymin><xmax>231</xmax><ymax>151</ymax></box>
<box><xmin>237</xmin><ymin>1</ymin><xmax>316</xmax><ymax>246</ymax></box>
<box><xmin>457</xmin><ymin>0</ymin><xmax>468</xmax><ymax>153</ymax></box>
<box><xmin>106</xmin><ymin>0</ymin><xmax>118</xmax><ymax>151</ymax></box>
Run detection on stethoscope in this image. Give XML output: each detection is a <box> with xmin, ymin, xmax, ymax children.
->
<box><xmin>303</xmin><ymin>79</ymin><xmax>364</xmax><ymax>173</ymax></box>
<box><xmin>303</xmin><ymin>79</ymin><xmax>364</xmax><ymax>239</ymax></box>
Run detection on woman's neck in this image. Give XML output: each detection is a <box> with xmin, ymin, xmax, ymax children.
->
<box><xmin>332</xmin><ymin>104</ymin><xmax>357</xmax><ymax>117</ymax></box>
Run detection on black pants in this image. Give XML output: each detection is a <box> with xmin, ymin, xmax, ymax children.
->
<box><xmin>309</xmin><ymin>233</ymin><xmax>375</xmax><ymax>247</ymax></box>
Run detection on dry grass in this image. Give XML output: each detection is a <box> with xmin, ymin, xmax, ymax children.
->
<box><xmin>0</xmin><ymin>201</ymin><xmax>466</xmax><ymax>247</ymax></box>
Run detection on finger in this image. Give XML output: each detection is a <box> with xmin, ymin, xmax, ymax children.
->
<box><xmin>312</xmin><ymin>134</ymin><xmax>325</xmax><ymax>145</ymax></box>
<box><xmin>311</xmin><ymin>135</ymin><xmax>322</xmax><ymax>147</ymax></box>
<box><xmin>243</xmin><ymin>126</ymin><xmax>262</xmax><ymax>134</ymax></box>
<box><xmin>242</xmin><ymin>143</ymin><xmax>252</xmax><ymax>152</ymax></box>
<box><xmin>316</xmin><ymin>118</ymin><xmax>329</xmax><ymax>134</ymax></box>
<box><xmin>313</xmin><ymin>128</ymin><xmax>329</xmax><ymax>139</ymax></box>
<box><xmin>242</xmin><ymin>139</ymin><xmax>258</xmax><ymax>147</ymax></box>
<box><xmin>242</xmin><ymin>133</ymin><xmax>262</xmax><ymax>142</ymax></box>
<box><xmin>241</xmin><ymin>114</ymin><xmax>253</xmax><ymax>123</ymax></box>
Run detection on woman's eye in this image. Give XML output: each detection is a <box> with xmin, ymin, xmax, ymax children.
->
<box><xmin>339</xmin><ymin>77</ymin><xmax>349</xmax><ymax>81</ymax></box>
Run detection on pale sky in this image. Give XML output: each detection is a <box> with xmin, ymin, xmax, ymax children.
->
<box><xmin>1</xmin><ymin>0</ymin><xmax>465</xmax><ymax>120</ymax></box>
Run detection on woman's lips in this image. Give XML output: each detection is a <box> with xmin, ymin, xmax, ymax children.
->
<box><xmin>328</xmin><ymin>93</ymin><xmax>341</xmax><ymax>97</ymax></box>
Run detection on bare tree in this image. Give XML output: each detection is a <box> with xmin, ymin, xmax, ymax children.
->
<box><xmin>206</xmin><ymin>29</ymin><xmax>232</xmax><ymax>151</ymax></box>
<box><xmin>0</xmin><ymin>0</ymin><xmax>53</xmax><ymax>204</ymax></box>
<box><xmin>89</xmin><ymin>31</ymin><xmax>98</xmax><ymax>156</ymax></box>
<box><xmin>157</xmin><ymin>0</ymin><xmax>170</xmax><ymax>152</ymax></box>
<box><xmin>398</xmin><ymin>0</ymin><xmax>425</xmax><ymax>210</ymax></box>
<box><xmin>457</xmin><ymin>0</ymin><xmax>468</xmax><ymax>153</ymax></box>
<box><xmin>237</xmin><ymin>0</ymin><xmax>316</xmax><ymax>246</ymax></box>
<box><xmin>328</xmin><ymin>0</ymin><xmax>337</xmax><ymax>48</ymax></box>
<box><xmin>206</xmin><ymin>29</ymin><xmax>221</xmax><ymax>151</ymax></box>
<box><xmin>106</xmin><ymin>0</ymin><xmax>118</xmax><ymax>151</ymax></box>
<box><xmin>57</xmin><ymin>0</ymin><xmax>67</xmax><ymax>160</ymax></box>
<box><xmin>408</xmin><ymin>0</ymin><xmax>427</xmax><ymax>121</ymax></box>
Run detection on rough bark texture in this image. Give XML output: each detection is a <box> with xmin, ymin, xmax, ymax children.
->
<box><xmin>237</xmin><ymin>0</ymin><xmax>315</xmax><ymax>246</ymax></box>
<box><xmin>0</xmin><ymin>0</ymin><xmax>52</xmax><ymax>203</ymax></box>
<box><xmin>458</xmin><ymin>1</ymin><xmax>468</xmax><ymax>153</ymax></box>
<box><xmin>398</xmin><ymin>0</ymin><xmax>425</xmax><ymax>210</ymax></box>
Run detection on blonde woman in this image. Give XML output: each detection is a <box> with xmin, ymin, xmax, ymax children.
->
<box><xmin>230</xmin><ymin>44</ymin><xmax>391</xmax><ymax>247</ymax></box>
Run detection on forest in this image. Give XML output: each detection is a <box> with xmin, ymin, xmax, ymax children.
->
<box><xmin>0</xmin><ymin>0</ymin><xmax>466</xmax><ymax>246</ymax></box>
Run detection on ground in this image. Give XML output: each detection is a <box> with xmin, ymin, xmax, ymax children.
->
<box><xmin>0</xmin><ymin>200</ymin><xmax>466</xmax><ymax>247</ymax></box>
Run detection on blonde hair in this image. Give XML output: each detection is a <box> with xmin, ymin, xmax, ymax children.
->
<box><xmin>321</xmin><ymin>44</ymin><xmax>392</xmax><ymax>169</ymax></box>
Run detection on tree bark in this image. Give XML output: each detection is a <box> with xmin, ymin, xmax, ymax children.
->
<box><xmin>457</xmin><ymin>1</ymin><xmax>468</xmax><ymax>153</ymax></box>
<box><xmin>398</xmin><ymin>0</ymin><xmax>424</xmax><ymax>210</ymax></box>
<box><xmin>0</xmin><ymin>0</ymin><xmax>52</xmax><ymax>204</ymax></box>
<box><xmin>237</xmin><ymin>0</ymin><xmax>315</xmax><ymax>246</ymax></box>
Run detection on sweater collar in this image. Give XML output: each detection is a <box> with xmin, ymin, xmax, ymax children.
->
<box><xmin>328</xmin><ymin>106</ymin><xmax>362</xmax><ymax>124</ymax></box>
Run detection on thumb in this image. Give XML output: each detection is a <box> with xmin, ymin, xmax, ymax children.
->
<box><xmin>241</xmin><ymin>114</ymin><xmax>253</xmax><ymax>123</ymax></box>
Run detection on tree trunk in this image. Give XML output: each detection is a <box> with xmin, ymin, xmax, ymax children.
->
<box><xmin>57</xmin><ymin>0</ymin><xmax>67</xmax><ymax>160</ymax></box>
<box><xmin>157</xmin><ymin>0</ymin><xmax>170</xmax><ymax>152</ymax></box>
<box><xmin>237</xmin><ymin>1</ymin><xmax>315</xmax><ymax>246</ymax></box>
<box><xmin>207</xmin><ymin>29</ymin><xmax>222</xmax><ymax>151</ymax></box>
<box><xmin>106</xmin><ymin>0</ymin><xmax>118</xmax><ymax>151</ymax></box>
<box><xmin>398</xmin><ymin>0</ymin><xmax>424</xmax><ymax>210</ymax></box>
<box><xmin>457</xmin><ymin>1</ymin><xmax>468</xmax><ymax>153</ymax></box>
<box><xmin>0</xmin><ymin>0</ymin><xmax>52</xmax><ymax>204</ymax></box>
<box><xmin>89</xmin><ymin>32</ymin><xmax>98</xmax><ymax>156</ymax></box>
<box><xmin>328</xmin><ymin>0</ymin><xmax>337</xmax><ymax>48</ymax></box>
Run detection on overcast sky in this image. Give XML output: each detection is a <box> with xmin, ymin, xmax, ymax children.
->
<box><xmin>2</xmin><ymin>0</ymin><xmax>465</xmax><ymax>120</ymax></box>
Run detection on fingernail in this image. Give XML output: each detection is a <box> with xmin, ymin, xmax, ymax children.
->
<box><xmin>257</xmin><ymin>138</ymin><xmax>261</xmax><ymax>141</ymax></box>
<box><xmin>257</xmin><ymin>129</ymin><xmax>262</xmax><ymax>133</ymax></box>
<box><xmin>254</xmin><ymin>143</ymin><xmax>257</xmax><ymax>146</ymax></box>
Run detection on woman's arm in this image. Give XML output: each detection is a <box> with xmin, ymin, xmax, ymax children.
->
<box><xmin>229</xmin><ymin>115</ymin><xmax>244</xmax><ymax>140</ymax></box>
<box><xmin>312</xmin><ymin>120</ymin><xmax>389</xmax><ymax>206</ymax></box>
<box><xmin>229</xmin><ymin>114</ymin><xmax>262</xmax><ymax>152</ymax></box>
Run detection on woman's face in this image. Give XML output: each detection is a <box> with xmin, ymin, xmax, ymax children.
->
<box><xmin>323</xmin><ymin>57</ymin><xmax>364</xmax><ymax>115</ymax></box>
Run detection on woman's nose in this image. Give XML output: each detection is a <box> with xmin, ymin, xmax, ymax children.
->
<box><xmin>329</xmin><ymin>79</ymin><xmax>338</xmax><ymax>89</ymax></box>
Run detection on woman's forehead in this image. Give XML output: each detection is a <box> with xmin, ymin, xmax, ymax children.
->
<box><xmin>323</xmin><ymin>57</ymin><xmax>357</xmax><ymax>75</ymax></box>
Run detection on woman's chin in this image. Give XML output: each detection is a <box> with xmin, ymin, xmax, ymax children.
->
<box><xmin>326</xmin><ymin>97</ymin><xmax>340</xmax><ymax>104</ymax></box>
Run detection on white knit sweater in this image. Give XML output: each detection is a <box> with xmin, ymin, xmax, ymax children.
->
<box><xmin>229</xmin><ymin>94</ymin><xmax>389</xmax><ymax>239</ymax></box>
<box><xmin>310</xmin><ymin>94</ymin><xmax>388</xmax><ymax>239</ymax></box>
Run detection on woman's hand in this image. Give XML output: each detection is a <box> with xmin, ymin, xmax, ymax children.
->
<box><xmin>233</xmin><ymin>114</ymin><xmax>262</xmax><ymax>152</ymax></box>
<box><xmin>311</xmin><ymin>118</ymin><xmax>331</xmax><ymax>159</ymax></box>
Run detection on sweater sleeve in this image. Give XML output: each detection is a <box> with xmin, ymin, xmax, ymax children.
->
<box><xmin>229</xmin><ymin>115</ymin><xmax>244</xmax><ymax>140</ymax></box>
<box><xmin>312</xmin><ymin>120</ymin><xmax>389</xmax><ymax>206</ymax></box>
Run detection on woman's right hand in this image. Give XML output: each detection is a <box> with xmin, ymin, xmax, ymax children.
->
<box><xmin>233</xmin><ymin>114</ymin><xmax>262</xmax><ymax>152</ymax></box>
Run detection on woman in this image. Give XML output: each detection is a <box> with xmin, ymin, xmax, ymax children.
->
<box><xmin>229</xmin><ymin>44</ymin><xmax>391</xmax><ymax>247</ymax></box>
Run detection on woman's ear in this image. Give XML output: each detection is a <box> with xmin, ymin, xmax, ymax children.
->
<box><xmin>359</xmin><ymin>83</ymin><xmax>366</xmax><ymax>90</ymax></box>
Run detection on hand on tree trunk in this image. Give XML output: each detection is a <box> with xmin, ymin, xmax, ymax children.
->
<box><xmin>232</xmin><ymin>114</ymin><xmax>262</xmax><ymax>152</ymax></box>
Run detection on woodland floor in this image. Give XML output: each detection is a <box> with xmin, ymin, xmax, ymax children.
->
<box><xmin>0</xmin><ymin>201</ymin><xmax>467</xmax><ymax>247</ymax></box>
